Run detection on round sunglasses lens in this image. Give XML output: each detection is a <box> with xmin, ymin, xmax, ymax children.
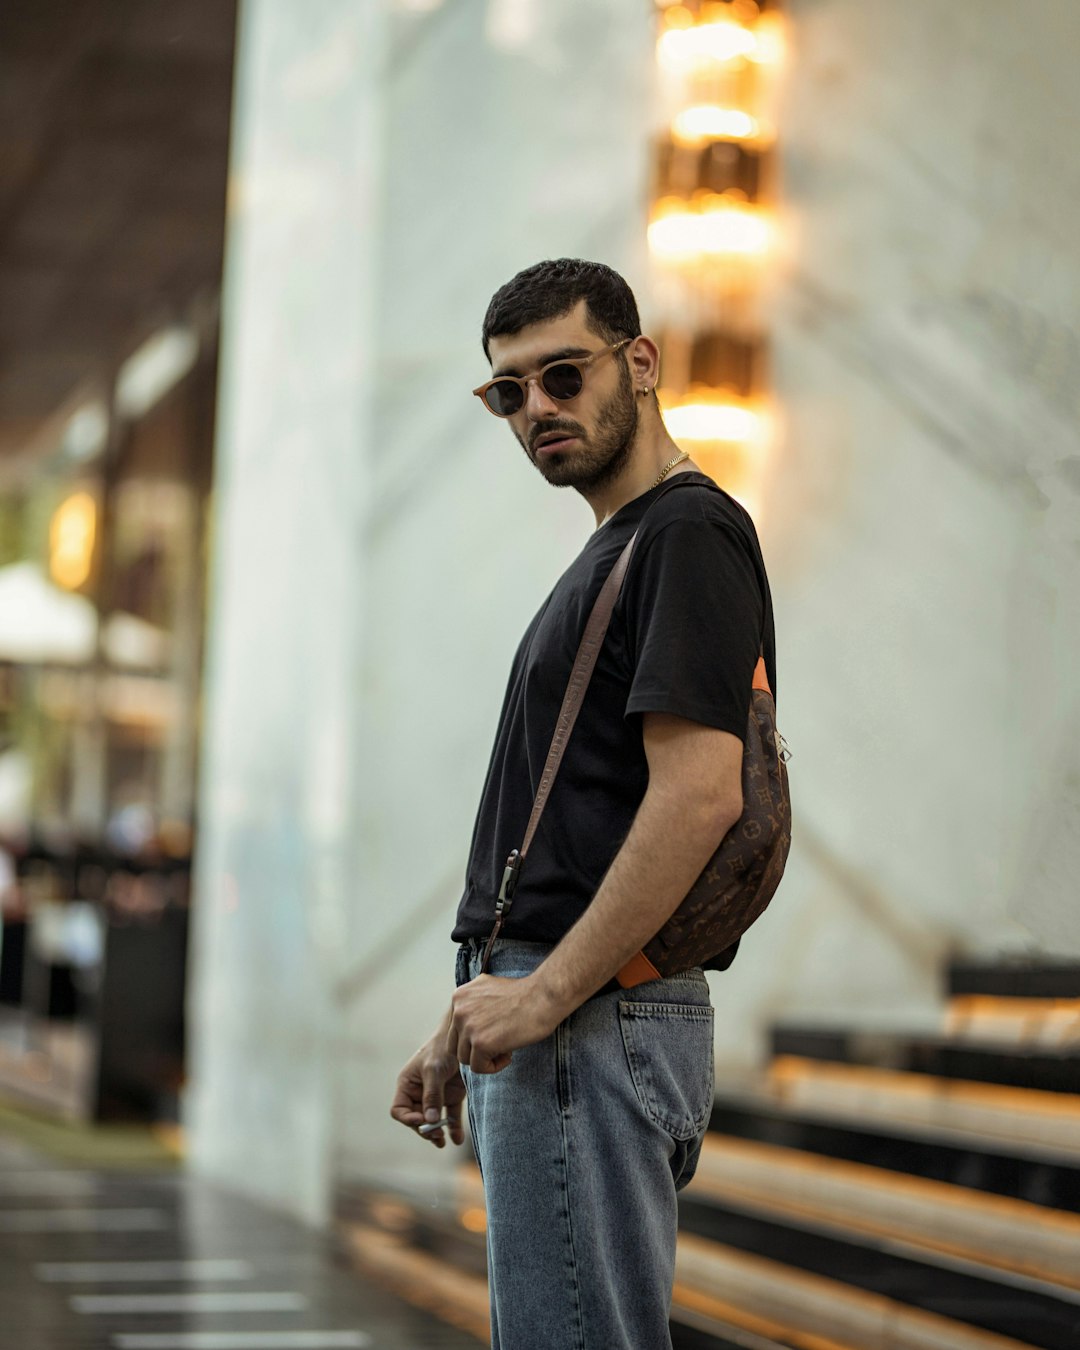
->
<box><xmin>541</xmin><ymin>363</ymin><xmax>584</xmax><ymax>401</ymax></box>
<box><xmin>486</xmin><ymin>381</ymin><xmax>524</xmax><ymax>416</ymax></box>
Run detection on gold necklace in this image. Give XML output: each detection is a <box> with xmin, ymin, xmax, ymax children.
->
<box><xmin>651</xmin><ymin>451</ymin><xmax>690</xmax><ymax>489</ymax></box>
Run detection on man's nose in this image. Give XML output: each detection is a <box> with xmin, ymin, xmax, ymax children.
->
<box><xmin>523</xmin><ymin>376</ymin><xmax>561</xmax><ymax>420</ymax></box>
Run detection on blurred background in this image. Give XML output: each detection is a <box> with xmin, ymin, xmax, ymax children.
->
<box><xmin>1</xmin><ymin>2</ymin><xmax>1079</xmax><ymax>1347</ymax></box>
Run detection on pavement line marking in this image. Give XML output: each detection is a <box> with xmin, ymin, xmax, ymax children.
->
<box><xmin>111</xmin><ymin>1335</ymin><xmax>373</xmax><ymax>1349</ymax></box>
<box><xmin>0</xmin><ymin>1170</ymin><xmax>98</xmax><ymax>1192</ymax></box>
<box><xmin>73</xmin><ymin>1292</ymin><xmax>308</xmax><ymax>1314</ymax></box>
<box><xmin>37</xmin><ymin>1259</ymin><xmax>255</xmax><ymax>1282</ymax></box>
<box><xmin>0</xmin><ymin>1208</ymin><xmax>170</xmax><ymax>1232</ymax></box>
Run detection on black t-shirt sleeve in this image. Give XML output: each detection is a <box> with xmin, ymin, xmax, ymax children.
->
<box><xmin>622</xmin><ymin>517</ymin><xmax>764</xmax><ymax>742</ymax></box>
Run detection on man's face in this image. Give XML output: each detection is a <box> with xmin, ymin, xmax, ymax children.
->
<box><xmin>486</xmin><ymin>300</ymin><xmax>639</xmax><ymax>493</ymax></box>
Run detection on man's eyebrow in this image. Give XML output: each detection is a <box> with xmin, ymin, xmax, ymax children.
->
<box><xmin>492</xmin><ymin>346</ymin><xmax>594</xmax><ymax>379</ymax></box>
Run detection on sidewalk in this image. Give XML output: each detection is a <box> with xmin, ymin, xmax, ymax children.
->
<box><xmin>0</xmin><ymin>1109</ymin><xmax>483</xmax><ymax>1350</ymax></box>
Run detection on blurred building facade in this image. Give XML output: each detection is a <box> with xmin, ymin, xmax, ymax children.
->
<box><xmin>0</xmin><ymin>2</ymin><xmax>236</xmax><ymax>1122</ymax></box>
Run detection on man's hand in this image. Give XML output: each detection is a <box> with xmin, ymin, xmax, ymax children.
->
<box><xmin>390</xmin><ymin>1015</ymin><xmax>467</xmax><ymax>1149</ymax></box>
<box><xmin>447</xmin><ymin>973</ymin><xmax>566</xmax><ymax>1074</ymax></box>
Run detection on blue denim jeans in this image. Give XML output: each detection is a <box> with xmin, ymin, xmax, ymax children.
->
<box><xmin>455</xmin><ymin>937</ymin><xmax>715</xmax><ymax>1350</ymax></box>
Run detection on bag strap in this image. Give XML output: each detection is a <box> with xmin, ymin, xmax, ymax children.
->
<box><xmin>518</xmin><ymin>530</ymin><xmax>637</xmax><ymax>863</ymax></box>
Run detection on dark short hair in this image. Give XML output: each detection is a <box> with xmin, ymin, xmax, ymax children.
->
<box><xmin>481</xmin><ymin>258</ymin><xmax>642</xmax><ymax>362</ymax></box>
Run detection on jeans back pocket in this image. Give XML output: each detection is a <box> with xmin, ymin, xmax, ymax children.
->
<box><xmin>618</xmin><ymin>1001</ymin><xmax>715</xmax><ymax>1142</ymax></box>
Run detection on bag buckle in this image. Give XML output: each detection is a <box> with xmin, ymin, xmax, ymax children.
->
<box><xmin>496</xmin><ymin>848</ymin><xmax>522</xmax><ymax>915</ymax></box>
<box><xmin>480</xmin><ymin>849</ymin><xmax>523</xmax><ymax>976</ymax></box>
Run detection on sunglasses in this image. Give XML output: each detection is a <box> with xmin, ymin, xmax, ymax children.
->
<box><xmin>472</xmin><ymin>338</ymin><xmax>633</xmax><ymax>418</ymax></box>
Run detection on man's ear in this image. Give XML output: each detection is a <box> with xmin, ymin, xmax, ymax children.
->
<box><xmin>628</xmin><ymin>335</ymin><xmax>661</xmax><ymax>392</ymax></box>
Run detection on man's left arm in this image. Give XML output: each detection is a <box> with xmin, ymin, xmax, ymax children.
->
<box><xmin>446</xmin><ymin>711</ymin><xmax>743</xmax><ymax>1072</ymax></box>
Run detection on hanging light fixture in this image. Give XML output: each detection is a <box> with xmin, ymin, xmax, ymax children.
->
<box><xmin>656</xmin><ymin>0</ymin><xmax>782</xmax><ymax>151</ymax></box>
<box><xmin>648</xmin><ymin>0</ymin><xmax>784</xmax><ymax>512</ymax></box>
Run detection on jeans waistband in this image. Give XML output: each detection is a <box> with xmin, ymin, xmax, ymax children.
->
<box><xmin>459</xmin><ymin>936</ymin><xmax>623</xmax><ymax>998</ymax></box>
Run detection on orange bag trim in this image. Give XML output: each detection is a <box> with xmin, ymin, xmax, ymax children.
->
<box><xmin>617</xmin><ymin>949</ymin><xmax>663</xmax><ymax>988</ymax></box>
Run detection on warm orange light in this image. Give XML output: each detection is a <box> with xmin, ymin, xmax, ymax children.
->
<box><xmin>49</xmin><ymin>491</ymin><xmax>97</xmax><ymax>591</ymax></box>
<box><xmin>660</xmin><ymin>390</ymin><xmax>769</xmax><ymax>501</ymax></box>
<box><xmin>659</xmin><ymin>3</ymin><xmax>694</xmax><ymax>29</ymax></box>
<box><xmin>648</xmin><ymin>195</ymin><xmax>773</xmax><ymax>262</ymax></box>
<box><xmin>659</xmin><ymin>18</ymin><xmax>757</xmax><ymax>71</ymax></box>
<box><xmin>662</xmin><ymin>396</ymin><xmax>767</xmax><ymax>446</ymax></box>
<box><xmin>659</xmin><ymin>392</ymin><xmax>767</xmax><ymax>518</ymax></box>
<box><xmin>370</xmin><ymin>1198</ymin><xmax>414</xmax><ymax>1232</ymax></box>
<box><xmin>749</xmin><ymin>12</ymin><xmax>785</xmax><ymax>66</ymax></box>
<box><xmin>944</xmin><ymin>995</ymin><xmax>1080</xmax><ymax>1046</ymax></box>
<box><xmin>460</xmin><ymin>1207</ymin><xmax>487</xmax><ymax>1233</ymax></box>
<box><xmin>671</xmin><ymin>105</ymin><xmax>761</xmax><ymax>147</ymax></box>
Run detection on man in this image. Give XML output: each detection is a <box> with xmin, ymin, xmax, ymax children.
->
<box><xmin>391</xmin><ymin>258</ymin><xmax>777</xmax><ymax>1349</ymax></box>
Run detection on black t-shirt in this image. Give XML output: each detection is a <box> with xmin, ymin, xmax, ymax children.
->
<box><xmin>451</xmin><ymin>471</ymin><xmax>777</xmax><ymax>947</ymax></box>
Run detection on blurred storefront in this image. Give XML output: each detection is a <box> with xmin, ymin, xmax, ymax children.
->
<box><xmin>0</xmin><ymin>1</ymin><xmax>236</xmax><ymax>1123</ymax></box>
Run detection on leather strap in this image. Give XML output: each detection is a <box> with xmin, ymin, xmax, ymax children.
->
<box><xmin>480</xmin><ymin>531</ymin><xmax>639</xmax><ymax>976</ymax></box>
<box><xmin>517</xmin><ymin>530</ymin><xmax>638</xmax><ymax>864</ymax></box>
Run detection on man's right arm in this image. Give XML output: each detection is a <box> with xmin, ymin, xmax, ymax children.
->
<box><xmin>390</xmin><ymin>1004</ymin><xmax>467</xmax><ymax>1149</ymax></box>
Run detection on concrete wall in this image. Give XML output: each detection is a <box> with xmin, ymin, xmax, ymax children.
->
<box><xmin>184</xmin><ymin>0</ymin><xmax>383</xmax><ymax>1224</ymax></box>
<box><xmin>716</xmin><ymin>0</ymin><xmax>1080</xmax><ymax>1068</ymax></box>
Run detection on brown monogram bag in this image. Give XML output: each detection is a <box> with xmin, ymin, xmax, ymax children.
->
<box><xmin>480</xmin><ymin>478</ymin><xmax>792</xmax><ymax>988</ymax></box>
<box><xmin>617</xmin><ymin>656</ymin><xmax>791</xmax><ymax>984</ymax></box>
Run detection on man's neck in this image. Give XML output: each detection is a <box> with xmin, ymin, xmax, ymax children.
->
<box><xmin>583</xmin><ymin>420</ymin><xmax>694</xmax><ymax>529</ymax></box>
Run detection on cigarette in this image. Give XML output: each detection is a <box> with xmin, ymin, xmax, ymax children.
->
<box><xmin>418</xmin><ymin>1117</ymin><xmax>457</xmax><ymax>1136</ymax></box>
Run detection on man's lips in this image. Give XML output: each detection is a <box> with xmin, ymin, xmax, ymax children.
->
<box><xmin>533</xmin><ymin>435</ymin><xmax>579</xmax><ymax>454</ymax></box>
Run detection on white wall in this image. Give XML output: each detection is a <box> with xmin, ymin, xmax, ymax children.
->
<box><xmin>706</xmin><ymin>0</ymin><xmax>1080</xmax><ymax>1071</ymax></box>
<box><xmin>184</xmin><ymin>0</ymin><xmax>383</xmax><ymax>1224</ymax></box>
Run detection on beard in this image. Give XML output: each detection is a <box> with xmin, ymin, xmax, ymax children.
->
<box><xmin>518</xmin><ymin>361</ymin><xmax>639</xmax><ymax>494</ymax></box>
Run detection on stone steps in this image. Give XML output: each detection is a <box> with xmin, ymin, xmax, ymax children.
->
<box><xmin>334</xmin><ymin>960</ymin><xmax>1080</xmax><ymax>1347</ymax></box>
